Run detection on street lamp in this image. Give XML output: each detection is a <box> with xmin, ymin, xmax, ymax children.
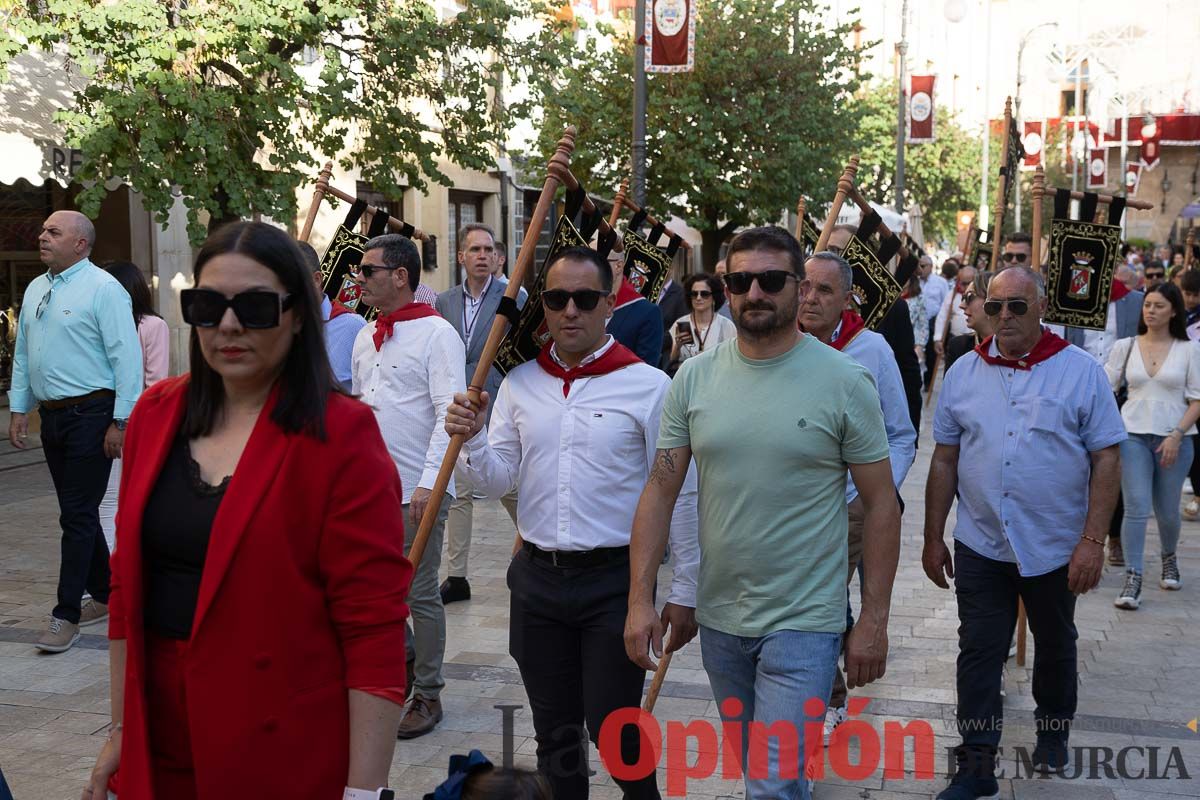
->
<box><xmin>1014</xmin><ymin>21</ymin><xmax>1058</xmax><ymax>230</ymax></box>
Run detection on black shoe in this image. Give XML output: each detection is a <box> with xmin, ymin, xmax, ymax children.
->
<box><xmin>1032</xmin><ymin>734</ymin><xmax>1070</xmax><ymax>774</ymax></box>
<box><xmin>936</xmin><ymin>774</ymin><xmax>999</xmax><ymax>799</ymax></box>
<box><xmin>439</xmin><ymin>576</ymin><xmax>471</xmax><ymax>604</ymax></box>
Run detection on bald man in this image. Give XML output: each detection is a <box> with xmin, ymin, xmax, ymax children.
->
<box><xmin>8</xmin><ymin>210</ymin><xmax>142</xmax><ymax>653</ymax></box>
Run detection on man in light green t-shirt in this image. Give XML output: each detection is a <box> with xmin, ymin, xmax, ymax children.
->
<box><xmin>625</xmin><ymin>226</ymin><xmax>901</xmax><ymax>800</ymax></box>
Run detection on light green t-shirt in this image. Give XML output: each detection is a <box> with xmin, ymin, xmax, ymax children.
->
<box><xmin>658</xmin><ymin>335</ymin><xmax>889</xmax><ymax>637</ymax></box>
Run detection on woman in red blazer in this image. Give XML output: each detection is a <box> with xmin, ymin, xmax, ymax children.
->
<box><xmin>82</xmin><ymin>222</ymin><xmax>413</xmax><ymax>800</ymax></box>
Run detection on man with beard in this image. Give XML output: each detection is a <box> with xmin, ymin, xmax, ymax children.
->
<box><xmin>626</xmin><ymin>226</ymin><xmax>901</xmax><ymax>800</ymax></box>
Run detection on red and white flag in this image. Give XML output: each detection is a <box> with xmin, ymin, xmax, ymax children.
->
<box><xmin>1087</xmin><ymin>149</ymin><xmax>1107</xmax><ymax>188</ymax></box>
<box><xmin>1140</xmin><ymin>116</ymin><xmax>1161</xmax><ymax>170</ymax></box>
<box><xmin>645</xmin><ymin>0</ymin><xmax>695</xmax><ymax>73</ymax></box>
<box><xmin>1125</xmin><ymin>163</ymin><xmax>1143</xmax><ymax>195</ymax></box>
<box><xmin>908</xmin><ymin>75</ymin><xmax>935</xmax><ymax>143</ymax></box>
<box><xmin>1022</xmin><ymin>121</ymin><xmax>1044</xmax><ymax>169</ymax></box>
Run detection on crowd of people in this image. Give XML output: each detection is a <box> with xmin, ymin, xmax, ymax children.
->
<box><xmin>2</xmin><ymin>206</ymin><xmax>1195</xmax><ymax>800</ymax></box>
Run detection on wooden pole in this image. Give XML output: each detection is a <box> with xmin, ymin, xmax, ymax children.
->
<box><xmin>609</xmin><ymin>177</ymin><xmax>630</xmax><ymax>229</ymax></box>
<box><xmin>990</xmin><ymin>97</ymin><xmax>1013</xmax><ymax>267</ymax></box>
<box><xmin>1031</xmin><ymin>166</ymin><xmax>1045</xmax><ymax>269</ymax></box>
<box><xmin>1186</xmin><ymin>225</ymin><xmax>1196</xmax><ymax>269</ymax></box>
<box><xmin>1040</xmin><ymin>187</ymin><xmax>1154</xmax><ymax>211</ymax></box>
<box><xmin>643</xmin><ymin>650</ymin><xmax>673</xmax><ymax>713</ymax></box>
<box><xmin>816</xmin><ymin>157</ymin><xmax>860</xmax><ymax>251</ymax></box>
<box><xmin>406</xmin><ymin>127</ymin><xmax>578</xmax><ymax>570</ymax></box>
<box><xmin>794</xmin><ymin>197</ymin><xmax>807</xmax><ymax>240</ymax></box>
<box><xmin>298</xmin><ymin>161</ymin><xmax>333</xmax><ymax>243</ymax></box>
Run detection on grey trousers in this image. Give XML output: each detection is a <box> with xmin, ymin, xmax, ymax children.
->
<box><xmin>445</xmin><ymin>466</ymin><xmax>518</xmax><ymax>579</ymax></box>
<box><xmin>404</xmin><ymin>495</ymin><xmax>450</xmax><ymax>700</ymax></box>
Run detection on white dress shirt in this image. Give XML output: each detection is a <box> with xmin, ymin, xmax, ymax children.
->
<box><xmin>352</xmin><ymin>315</ymin><xmax>466</xmax><ymax>503</ymax></box>
<box><xmin>459</xmin><ymin>336</ymin><xmax>701</xmax><ymax>607</ymax></box>
<box><xmin>933</xmin><ymin>286</ymin><xmax>969</xmax><ymax>342</ymax></box>
<box><xmin>1082</xmin><ymin>301</ymin><xmax>1119</xmax><ymax>365</ymax></box>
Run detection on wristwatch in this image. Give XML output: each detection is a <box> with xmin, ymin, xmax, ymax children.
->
<box><xmin>112</xmin><ymin>418</ymin><xmax>128</xmax><ymax>432</ymax></box>
<box><xmin>342</xmin><ymin>789</ymin><xmax>394</xmax><ymax>800</ymax></box>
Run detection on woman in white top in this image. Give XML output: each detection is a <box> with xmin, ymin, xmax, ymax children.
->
<box><xmin>1105</xmin><ymin>283</ymin><xmax>1200</xmax><ymax>610</ymax></box>
<box><xmin>669</xmin><ymin>273</ymin><xmax>736</xmax><ymax>371</ymax></box>
<box><xmin>98</xmin><ymin>262</ymin><xmax>170</xmax><ymax>551</ymax></box>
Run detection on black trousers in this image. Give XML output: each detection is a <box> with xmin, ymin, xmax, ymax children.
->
<box><xmin>923</xmin><ymin>316</ymin><xmax>938</xmax><ymax>390</ymax></box>
<box><xmin>1190</xmin><ymin>434</ymin><xmax>1200</xmax><ymax>494</ymax></box>
<box><xmin>952</xmin><ymin>542</ymin><xmax>1077</xmax><ymax>775</ymax></box>
<box><xmin>508</xmin><ymin>549</ymin><xmax>660</xmax><ymax>800</ymax></box>
<box><xmin>1108</xmin><ymin>491</ymin><xmax>1124</xmax><ymax>543</ymax></box>
<box><xmin>40</xmin><ymin>397</ymin><xmax>114</xmax><ymax>624</ymax></box>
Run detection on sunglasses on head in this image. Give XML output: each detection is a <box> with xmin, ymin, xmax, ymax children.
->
<box><xmin>181</xmin><ymin>288</ymin><xmax>295</xmax><ymax>329</ymax></box>
<box><xmin>541</xmin><ymin>289</ymin><xmax>607</xmax><ymax>312</ymax></box>
<box><xmin>691</xmin><ymin>289</ymin><xmax>712</xmax><ymax>299</ymax></box>
<box><xmin>982</xmin><ymin>298</ymin><xmax>1030</xmax><ymax>317</ymax></box>
<box><xmin>351</xmin><ymin>263</ymin><xmax>401</xmax><ymax>279</ymax></box>
<box><xmin>1001</xmin><ymin>251</ymin><xmax>1029</xmax><ymax>263</ymax></box>
<box><xmin>722</xmin><ymin>270</ymin><xmax>796</xmax><ymax>295</ymax></box>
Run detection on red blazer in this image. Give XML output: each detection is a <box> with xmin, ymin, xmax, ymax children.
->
<box><xmin>108</xmin><ymin>376</ymin><xmax>412</xmax><ymax>799</ymax></box>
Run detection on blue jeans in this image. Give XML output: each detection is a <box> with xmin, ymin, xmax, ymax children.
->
<box><xmin>1119</xmin><ymin>433</ymin><xmax>1192</xmax><ymax>574</ymax></box>
<box><xmin>700</xmin><ymin>625</ymin><xmax>840</xmax><ymax>800</ymax></box>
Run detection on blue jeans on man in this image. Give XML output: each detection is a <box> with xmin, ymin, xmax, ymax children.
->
<box><xmin>700</xmin><ymin>625</ymin><xmax>840</xmax><ymax>800</ymax></box>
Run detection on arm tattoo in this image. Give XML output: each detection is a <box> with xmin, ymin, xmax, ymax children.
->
<box><xmin>649</xmin><ymin>449</ymin><xmax>679</xmax><ymax>487</ymax></box>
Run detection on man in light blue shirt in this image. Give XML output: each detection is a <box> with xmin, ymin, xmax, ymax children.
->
<box><xmin>299</xmin><ymin>240</ymin><xmax>365</xmax><ymax>392</ymax></box>
<box><xmin>7</xmin><ymin>210</ymin><xmax>142</xmax><ymax>653</ymax></box>
<box><xmin>923</xmin><ymin>267</ymin><xmax>1124</xmax><ymax>800</ymax></box>
<box><xmin>797</xmin><ymin>251</ymin><xmax>916</xmax><ymax>740</ymax></box>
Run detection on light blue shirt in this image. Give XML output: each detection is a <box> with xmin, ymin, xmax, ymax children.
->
<box><xmin>841</xmin><ymin>329</ymin><xmax>916</xmax><ymax>502</ymax></box>
<box><xmin>9</xmin><ymin>258</ymin><xmax>142</xmax><ymax>418</ymax></box>
<box><xmin>321</xmin><ymin>295</ymin><xmax>367</xmax><ymax>392</ymax></box>
<box><xmin>922</xmin><ymin>274</ymin><xmax>949</xmax><ymax>321</ymax></box>
<box><xmin>933</xmin><ymin>339</ymin><xmax>1127</xmax><ymax>575</ymax></box>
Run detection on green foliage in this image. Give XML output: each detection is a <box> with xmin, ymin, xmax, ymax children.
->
<box><xmin>532</xmin><ymin>0</ymin><xmax>863</xmax><ymax>269</ymax></box>
<box><xmin>3</xmin><ymin>0</ymin><xmax>570</xmax><ymax>243</ymax></box>
<box><xmin>852</xmin><ymin>82</ymin><xmax>981</xmax><ymax>247</ymax></box>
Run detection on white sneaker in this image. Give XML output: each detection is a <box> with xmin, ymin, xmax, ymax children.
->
<box><xmin>822</xmin><ymin>704</ymin><xmax>847</xmax><ymax>747</ymax></box>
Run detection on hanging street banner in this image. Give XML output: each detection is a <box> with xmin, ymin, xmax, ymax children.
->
<box><xmin>908</xmin><ymin>75</ymin><xmax>936</xmax><ymax>143</ymax></box>
<box><xmin>1140</xmin><ymin>116</ymin><xmax>1161</xmax><ymax>170</ymax></box>
<box><xmin>645</xmin><ymin>0</ymin><xmax>695</xmax><ymax>73</ymax></box>
<box><xmin>1022</xmin><ymin>120</ymin><xmax>1044</xmax><ymax>169</ymax></box>
<box><xmin>1125</xmin><ymin>162</ymin><xmax>1143</xmax><ymax>195</ymax></box>
<box><xmin>1087</xmin><ymin>149</ymin><xmax>1107</xmax><ymax>188</ymax></box>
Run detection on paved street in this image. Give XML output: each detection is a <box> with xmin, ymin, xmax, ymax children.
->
<box><xmin>0</xmin><ymin>402</ymin><xmax>1198</xmax><ymax>799</ymax></box>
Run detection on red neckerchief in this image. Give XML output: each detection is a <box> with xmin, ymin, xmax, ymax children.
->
<box><xmin>973</xmin><ymin>329</ymin><xmax>1070</xmax><ymax>370</ymax></box>
<box><xmin>613</xmin><ymin>278</ymin><xmax>643</xmax><ymax>312</ymax></box>
<box><xmin>535</xmin><ymin>340</ymin><xmax>642</xmax><ymax>397</ymax></box>
<box><xmin>827</xmin><ymin>310</ymin><xmax>866</xmax><ymax>352</ymax></box>
<box><xmin>955</xmin><ymin>281</ymin><xmax>968</xmax><ymax>295</ymax></box>
<box><xmin>1110</xmin><ymin>281</ymin><xmax>1131</xmax><ymax>302</ymax></box>
<box><xmin>328</xmin><ymin>300</ymin><xmax>357</xmax><ymax>320</ymax></box>
<box><xmin>372</xmin><ymin>302</ymin><xmax>442</xmax><ymax>351</ymax></box>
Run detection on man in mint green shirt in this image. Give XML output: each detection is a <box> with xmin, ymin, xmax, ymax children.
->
<box><xmin>626</xmin><ymin>226</ymin><xmax>901</xmax><ymax>800</ymax></box>
<box><xmin>8</xmin><ymin>210</ymin><xmax>142</xmax><ymax>653</ymax></box>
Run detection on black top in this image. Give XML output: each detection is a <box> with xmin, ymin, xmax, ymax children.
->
<box><xmin>141</xmin><ymin>433</ymin><xmax>228</xmax><ymax>639</ymax></box>
<box><xmin>945</xmin><ymin>333</ymin><xmax>979</xmax><ymax>374</ymax></box>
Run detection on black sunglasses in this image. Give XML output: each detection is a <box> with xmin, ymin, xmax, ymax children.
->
<box><xmin>1145</xmin><ymin>271</ymin><xmax>1165</xmax><ymax>279</ymax></box>
<box><xmin>181</xmin><ymin>288</ymin><xmax>295</xmax><ymax>329</ymax></box>
<box><xmin>351</xmin><ymin>263</ymin><xmax>402</xmax><ymax>279</ymax></box>
<box><xmin>982</xmin><ymin>298</ymin><xmax>1030</xmax><ymax>317</ymax></box>
<box><xmin>1001</xmin><ymin>251</ymin><xmax>1029</xmax><ymax>263</ymax></box>
<box><xmin>722</xmin><ymin>270</ymin><xmax>796</xmax><ymax>295</ymax></box>
<box><xmin>691</xmin><ymin>289</ymin><xmax>712</xmax><ymax>298</ymax></box>
<box><xmin>541</xmin><ymin>289</ymin><xmax>607</xmax><ymax>312</ymax></box>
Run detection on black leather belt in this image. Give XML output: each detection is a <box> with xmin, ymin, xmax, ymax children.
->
<box><xmin>523</xmin><ymin>542</ymin><xmax>630</xmax><ymax>569</ymax></box>
<box><xmin>40</xmin><ymin>389</ymin><xmax>115</xmax><ymax>410</ymax></box>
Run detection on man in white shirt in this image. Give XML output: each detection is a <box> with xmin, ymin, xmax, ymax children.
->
<box><xmin>921</xmin><ymin>256</ymin><xmax>950</xmax><ymax>389</ymax></box>
<box><xmin>933</xmin><ymin>264</ymin><xmax>976</xmax><ymax>356</ymax></box>
<box><xmin>445</xmin><ymin>246</ymin><xmax>699</xmax><ymax>800</ymax></box>
<box><xmin>352</xmin><ymin>234</ymin><xmax>466</xmax><ymax>739</ymax></box>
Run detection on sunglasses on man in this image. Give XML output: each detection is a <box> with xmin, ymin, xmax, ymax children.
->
<box><xmin>1001</xmin><ymin>252</ymin><xmax>1029</xmax><ymax>264</ymax></box>
<box><xmin>1145</xmin><ymin>271</ymin><xmax>1165</xmax><ymax>280</ymax></box>
<box><xmin>181</xmin><ymin>288</ymin><xmax>295</xmax><ymax>329</ymax></box>
<box><xmin>982</xmin><ymin>298</ymin><xmax>1030</xmax><ymax>317</ymax></box>
<box><xmin>351</xmin><ymin>263</ymin><xmax>402</xmax><ymax>280</ymax></box>
<box><xmin>722</xmin><ymin>270</ymin><xmax>796</xmax><ymax>295</ymax></box>
<box><xmin>541</xmin><ymin>289</ymin><xmax>607</xmax><ymax>312</ymax></box>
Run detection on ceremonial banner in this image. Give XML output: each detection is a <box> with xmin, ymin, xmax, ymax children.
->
<box><xmin>1044</xmin><ymin>189</ymin><xmax>1122</xmax><ymax>331</ymax></box>
<box><xmin>968</xmin><ymin>227</ymin><xmax>993</xmax><ymax>271</ymax></box>
<box><xmin>495</xmin><ymin>215</ymin><xmax>587</xmax><ymax>375</ymax></box>
<box><xmin>797</xmin><ymin>211</ymin><xmax>820</xmax><ymax>256</ymax></box>
<box><xmin>1087</xmin><ymin>149</ymin><xmax>1107</xmax><ymax>188</ymax></box>
<box><xmin>645</xmin><ymin>0</ymin><xmax>695</xmax><ymax>73</ymax></box>
<box><xmin>319</xmin><ymin>200</ymin><xmax>389</xmax><ymax>321</ymax></box>
<box><xmin>908</xmin><ymin>75</ymin><xmax>936</xmax><ymax>143</ymax></box>
<box><xmin>841</xmin><ymin>234</ymin><xmax>903</xmax><ymax>331</ymax></box>
<box><xmin>621</xmin><ymin>229</ymin><xmax>673</xmax><ymax>302</ymax></box>
<box><xmin>1125</xmin><ymin>162</ymin><xmax>1143</xmax><ymax>195</ymax></box>
<box><xmin>1140</xmin><ymin>116</ymin><xmax>1161</xmax><ymax>170</ymax></box>
<box><xmin>1000</xmin><ymin>114</ymin><xmax>1025</xmax><ymax>219</ymax></box>
<box><xmin>1022</xmin><ymin>120</ymin><xmax>1044</xmax><ymax>169</ymax></box>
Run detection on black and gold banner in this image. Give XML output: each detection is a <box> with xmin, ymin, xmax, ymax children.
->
<box><xmin>798</xmin><ymin>213</ymin><xmax>820</xmax><ymax>257</ymax></box>
<box><xmin>495</xmin><ymin>215</ymin><xmax>587</xmax><ymax>375</ymax></box>
<box><xmin>842</xmin><ymin>234</ymin><xmax>903</xmax><ymax>331</ymax></box>
<box><xmin>319</xmin><ymin>200</ymin><xmax>388</xmax><ymax>322</ymax></box>
<box><xmin>1001</xmin><ymin>116</ymin><xmax>1025</xmax><ymax>220</ymax></box>
<box><xmin>621</xmin><ymin>228</ymin><xmax>672</xmax><ymax>303</ymax></box>
<box><xmin>968</xmin><ymin>227</ymin><xmax>994</xmax><ymax>271</ymax></box>
<box><xmin>1043</xmin><ymin>190</ymin><xmax>1122</xmax><ymax>331</ymax></box>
